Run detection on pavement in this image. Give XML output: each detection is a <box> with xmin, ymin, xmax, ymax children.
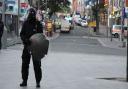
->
<box><xmin>0</xmin><ymin>46</ymin><xmax>127</xmax><ymax>89</ymax></box>
<box><xmin>82</xmin><ymin>24</ymin><xmax>127</xmax><ymax>50</ymax></box>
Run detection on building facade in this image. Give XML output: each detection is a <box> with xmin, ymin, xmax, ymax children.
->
<box><xmin>72</xmin><ymin>0</ymin><xmax>85</xmax><ymax>16</ymax></box>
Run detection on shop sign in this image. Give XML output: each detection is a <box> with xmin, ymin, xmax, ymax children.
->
<box><xmin>5</xmin><ymin>0</ymin><xmax>18</xmax><ymax>15</ymax></box>
<box><xmin>126</xmin><ymin>0</ymin><xmax>128</xmax><ymax>7</ymax></box>
<box><xmin>125</xmin><ymin>7</ymin><xmax>128</xmax><ymax>18</ymax></box>
<box><xmin>5</xmin><ymin>0</ymin><xmax>15</xmax><ymax>4</ymax></box>
<box><xmin>21</xmin><ymin>3</ymin><xmax>28</xmax><ymax>8</ymax></box>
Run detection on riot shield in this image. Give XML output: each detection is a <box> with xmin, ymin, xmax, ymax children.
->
<box><xmin>29</xmin><ymin>33</ymin><xmax>49</xmax><ymax>60</ymax></box>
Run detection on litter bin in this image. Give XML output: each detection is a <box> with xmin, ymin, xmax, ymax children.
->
<box><xmin>45</xmin><ymin>20</ymin><xmax>53</xmax><ymax>37</ymax></box>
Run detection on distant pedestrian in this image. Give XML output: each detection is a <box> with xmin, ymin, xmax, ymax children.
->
<box><xmin>0</xmin><ymin>17</ymin><xmax>4</xmax><ymax>50</ymax></box>
<box><xmin>20</xmin><ymin>8</ymin><xmax>43</xmax><ymax>88</ymax></box>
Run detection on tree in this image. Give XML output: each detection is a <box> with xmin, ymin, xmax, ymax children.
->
<box><xmin>91</xmin><ymin>0</ymin><xmax>105</xmax><ymax>34</ymax></box>
<box><xmin>40</xmin><ymin>0</ymin><xmax>71</xmax><ymax>17</ymax></box>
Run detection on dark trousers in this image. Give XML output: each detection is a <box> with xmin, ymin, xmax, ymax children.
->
<box><xmin>21</xmin><ymin>45</ymin><xmax>42</xmax><ymax>83</ymax></box>
<box><xmin>0</xmin><ymin>37</ymin><xmax>2</xmax><ymax>50</ymax></box>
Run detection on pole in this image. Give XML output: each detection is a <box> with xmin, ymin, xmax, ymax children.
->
<box><xmin>17</xmin><ymin>0</ymin><xmax>20</xmax><ymax>36</ymax></box>
<box><xmin>96</xmin><ymin>0</ymin><xmax>99</xmax><ymax>35</ymax></box>
<box><xmin>121</xmin><ymin>0</ymin><xmax>126</xmax><ymax>47</ymax></box>
<box><xmin>126</xmin><ymin>1</ymin><xmax>128</xmax><ymax>82</ymax></box>
<box><xmin>45</xmin><ymin>0</ymin><xmax>47</xmax><ymax>11</ymax></box>
<box><xmin>2</xmin><ymin>0</ymin><xmax>5</xmax><ymax>23</ymax></box>
<box><xmin>38</xmin><ymin>0</ymin><xmax>40</xmax><ymax>9</ymax></box>
<box><xmin>1</xmin><ymin>0</ymin><xmax>7</xmax><ymax>49</ymax></box>
<box><xmin>126</xmin><ymin>19</ymin><xmax>128</xmax><ymax>82</ymax></box>
<box><xmin>108</xmin><ymin>0</ymin><xmax>113</xmax><ymax>41</ymax></box>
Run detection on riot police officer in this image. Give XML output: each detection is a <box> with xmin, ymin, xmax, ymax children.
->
<box><xmin>20</xmin><ymin>8</ymin><xmax>43</xmax><ymax>88</ymax></box>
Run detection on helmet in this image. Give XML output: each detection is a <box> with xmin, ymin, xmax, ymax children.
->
<box><xmin>27</xmin><ymin>8</ymin><xmax>36</xmax><ymax>21</ymax></box>
<box><xmin>28</xmin><ymin>8</ymin><xmax>36</xmax><ymax>16</ymax></box>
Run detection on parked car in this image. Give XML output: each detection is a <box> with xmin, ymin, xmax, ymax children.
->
<box><xmin>112</xmin><ymin>25</ymin><xmax>128</xmax><ymax>38</ymax></box>
<box><xmin>80</xmin><ymin>20</ymin><xmax>88</xmax><ymax>27</ymax></box>
<box><xmin>60</xmin><ymin>19</ymin><xmax>71</xmax><ymax>33</ymax></box>
<box><xmin>74</xmin><ymin>17</ymin><xmax>82</xmax><ymax>26</ymax></box>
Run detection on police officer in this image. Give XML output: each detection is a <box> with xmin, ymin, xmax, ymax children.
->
<box><xmin>20</xmin><ymin>8</ymin><xmax>43</xmax><ymax>88</ymax></box>
<box><xmin>0</xmin><ymin>17</ymin><xmax>4</xmax><ymax>50</ymax></box>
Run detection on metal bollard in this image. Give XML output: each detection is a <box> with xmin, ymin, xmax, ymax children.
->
<box><xmin>1</xmin><ymin>26</ymin><xmax>7</xmax><ymax>49</ymax></box>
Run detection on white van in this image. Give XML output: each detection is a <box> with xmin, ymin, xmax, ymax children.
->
<box><xmin>60</xmin><ymin>19</ymin><xmax>71</xmax><ymax>33</ymax></box>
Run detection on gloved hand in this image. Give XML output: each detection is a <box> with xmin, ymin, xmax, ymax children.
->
<box><xmin>23</xmin><ymin>39</ymin><xmax>31</xmax><ymax>46</ymax></box>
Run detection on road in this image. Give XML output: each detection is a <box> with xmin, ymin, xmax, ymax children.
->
<box><xmin>0</xmin><ymin>26</ymin><xmax>127</xmax><ymax>89</ymax></box>
<box><xmin>50</xmin><ymin>26</ymin><xmax>126</xmax><ymax>56</ymax></box>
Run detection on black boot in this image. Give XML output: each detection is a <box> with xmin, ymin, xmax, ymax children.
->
<box><xmin>20</xmin><ymin>81</ymin><xmax>27</xmax><ymax>87</ymax></box>
<box><xmin>36</xmin><ymin>83</ymin><xmax>40</xmax><ymax>88</ymax></box>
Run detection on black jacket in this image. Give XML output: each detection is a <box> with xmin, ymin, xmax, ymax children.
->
<box><xmin>0</xmin><ymin>21</ymin><xmax>4</xmax><ymax>37</ymax></box>
<box><xmin>20</xmin><ymin>20</ymin><xmax>43</xmax><ymax>45</ymax></box>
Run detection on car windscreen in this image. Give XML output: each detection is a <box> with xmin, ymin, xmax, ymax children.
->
<box><xmin>113</xmin><ymin>26</ymin><xmax>121</xmax><ymax>29</ymax></box>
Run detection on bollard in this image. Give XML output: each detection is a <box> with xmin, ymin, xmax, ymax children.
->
<box><xmin>1</xmin><ymin>26</ymin><xmax>7</xmax><ymax>49</ymax></box>
<box><xmin>122</xmin><ymin>41</ymin><xmax>126</xmax><ymax>48</ymax></box>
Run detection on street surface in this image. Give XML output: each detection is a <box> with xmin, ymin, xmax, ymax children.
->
<box><xmin>0</xmin><ymin>26</ymin><xmax>127</xmax><ymax>89</ymax></box>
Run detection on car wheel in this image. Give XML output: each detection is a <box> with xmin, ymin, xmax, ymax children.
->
<box><xmin>114</xmin><ymin>33</ymin><xmax>119</xmax><ymax>38</ymax></box>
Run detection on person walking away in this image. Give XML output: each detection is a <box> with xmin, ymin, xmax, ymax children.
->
<box><xmin>0</xmin><ymin>18</ymin><xmax>4</xmax><ymax>50</ymax></box>
<box><xmin>20</xmin><ymin>8</ymin><xmax>43</xmax><ymax>88</ymax></box>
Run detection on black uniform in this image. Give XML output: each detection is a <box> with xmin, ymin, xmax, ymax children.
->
<box><xmin>20</xmin><ymin>8</ymin><xmax>43</xmax><ymax>87</ymax></box>
<box><xmin>0</xmin><ymin>20</ymin><xmax>4</xmax><ymax>50</ymax></box>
